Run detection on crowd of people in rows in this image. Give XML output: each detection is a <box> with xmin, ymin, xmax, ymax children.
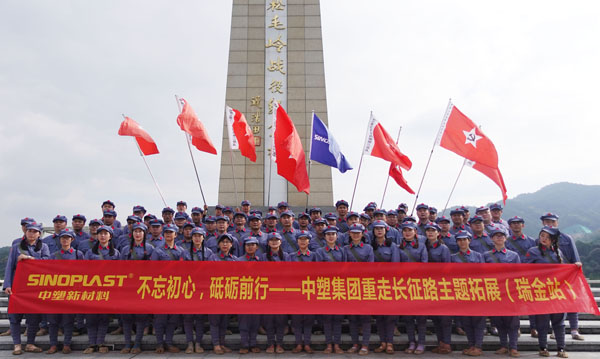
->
<box><xmin>4</xmin><ymin>199</ymin><xmax>583</xmax><ymax>357</ymax></box>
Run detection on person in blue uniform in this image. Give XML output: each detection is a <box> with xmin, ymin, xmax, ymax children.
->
<box><xmin>424</xmin><ymin>223</ymin><xmax>452</xmax><ymax>354</ymax></box>
<box><xmin>83</xmin><ymin>225</ymin><xmax>120</xmax><ymax>354</ymax></box>
<box><xmin>297</xmin><ymin>212</ymin><xmax>312</xmax><ymax>232</ymax></box>
<box><xmin>525</xmin><ymin>226</ymin><xmax>573</xmax><ymax>358</ymax></box>
<box><xmin>399</xmin><ymin>222</ymin><xmax>428</xmax><ymax>354</ymax></box>
<box><xmin>309</xmin><ymin>218</ymin><xmax>328</xmax><ymax>250</ymax></box>
<box><xmin>101</xmin><ymin>210</ymin><xmax>122</xmax><ymax>238</ymax></box>
<box><xmin>540</xmin><ymin>212</ymin><xmax>584</xmax><ymax>341</ymax></box>
<box><xmin>415</xmin><ymin>203</ymin><xmax>429</xmax><ymax>235</ymax></box>
<box><xmin>147</xmin><ymin>219</ymin><xmax>165</xmax><ymax>248</ymax></box>
<box><xmin>428</xmin><ymin>207</ymin><xmax>438</xmax><ymax>222</ymax></box>
<box><xmin>75</xmin><ymin>218</ymin><xmax>101</xmax><ymax>255</ymax></box>
<box><xmin>150</xmin><ymin>224</ymin><xmax>187</xmax><ymax>353</ymax></box>
<box><xmin>289</xmin><ymin>231</ymin><xmax>316</xmax><ymax>353</ymax></box>
<box><xmin>42</xmin><ymin>215</ymin><xmax>68</xmax><ymax>255</ymax></box>
<box><xmin>176</xmin><ymin>201</ymin><xmax>190</xmax><ymax>220</ymax></box>
<box><xmin>237</xmin><ymin>236</ymin><xmax>261</xmax><ymax>354</ymax></box>
<box><xmin>436</xmin><ymin>216</ymin><xmax>458</xmax><ymax>253</ymax></box>
<box><xmin>71</xmin><ymin>213</ymin><xmax>90</xmax><ymax>244</ymax></box>
<box><xmin>100</xmin><ymin>200</ymin><xmax>122</xmax><ymax>228</ymax></box>
<box><xmin>119</xmin><ymin>222</ymin><xmax>153</xmax><ymax>354</ymax></box>
<box><xmin>47</xmin><ymin>229</ymin><xmax>83</xmax><ymax>354</ymax></box>
<box><xmin>489</xmin><ymin>203</ymin><xmax>509</xmax><ymax>231</ymax></box>
<box><xmin>114</xmin><ymin>215</ymin><xmax>141</xmax><ymax>251</ymax></box>
<box><xmin>278</xmin><ymin>210</ymin><xmax>299</xmax><ymax>254</ymax></box>
<box><xmin>371</xmin><ymin>220</ymin><xmax>402</xmax><ymax>354</ymax></box>
<box><xmin>315</xmin><ymin>226</ymin><xmax>346</xmax><ymax>354</ymax></box>
<box><xmin>263</xmin><ymin>213</ymin><xmax>279</xmax><ymax>233</ymax></box>
<box><xmin>246</xmin><ymin>213</ymin><xmax>267</xmax><ymax>254</ymax></box>
<box><xmin>176</xmin><ymin>221</ymin><xmax>195</xmax><ymax>251</ymax></box>
<box><xmin>469</xmin><ymin>216</ymin><xmax>494</xmax><ymax>254</ymax></box>
<box><xmin>230</xmin><ymin>212</ymin><xmax>249</xmax><ymax>248</ymax></box>
<box><xmin>183</xmin><ymin>227</ymin><xmax>211</xmax><ymax>354</ymax></box>
<box><xmin>449</xmin><ymin>208</ymin><xmax>472</xmax><ymax>236</ymax></box>
<box><xmin>335</xmin><ymin>200</ymin><xmax>350</xmax><ymax>232</ymax></box>
<box><xmin>190</xmin><ymin>207</ymin><xmax>204</xmax><ymax>227</ymax></box>
<box><xmin>451</xmin><ymin>231</ymin><xmax>485</xmax><ymax>356</ymax></box>
<box><xmin>484</xmin><ymin>227</ymin><xmax>521</xmax><ymax>357</ymax></box>
<box><xmin>4</xmin><ymin>222</ymin><xmax>49</xmax><ymax>355</ymax></box>
<box><xmin>162</xmin><ymin>207</ymin><xmax>175</xmax><ymax>225</ymax></box>
<box><xmin>260</xmin><ymin>232</ymin><xmax>289</xmax><ymax>353</ymax></box>
<box><xmin>208</xmin><ymin>233</ymin><xmax>237</xmax><ymax>354</ymax></box>
<box><xmin>344</xmin><ymin>223</ymin><xmax>374</xmax><ymax>355</ymax></box>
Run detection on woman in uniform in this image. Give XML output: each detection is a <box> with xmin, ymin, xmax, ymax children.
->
<box><xmin>237</xmin><ymin>236</ymin><xmax>261</xmax><ymax>354</ymax></box>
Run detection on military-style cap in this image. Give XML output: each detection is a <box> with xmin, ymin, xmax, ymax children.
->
<box><xmin>177</xmin><ymin>201</ymin><xmax>187</xmax><ymax>206</ymax></box>
<box><xmin>450</xmin><ymin>208</ymin><xmax>465</xmax><ymax>216</ymax></box>
<box><xmin>489</xmin><ymin>227</ymin><xmax>508</xmax><ymax>237</ymax></box>
<box><xmin>335</xmin><ymin>199</ymin><xmax>349</xmax><ymax>207</ymax></box>
<box><xmin>435</xmin><ymin>216</ymin><xmax>450</xmax><ymax>223</ymax></box>
<box><xmin>348</xmin><ymin>223</ymin><xmax>365</xmax><ymax>233</ymax></box>
<box><xmin>132</xmin><ymin>222</ymin><xmax>148</xmax><ymax>231</ymax></box>
<box><xmin>475</xmin><ymin>206</ymin><xmax>489</xmax><ymax>213</ymax></box>
<box><xmin>313</xmin><ymin>218</ymin><xmax>327</xmax><ymax>226</ymax></box>
<box><xmin>540</xmin><ymin>212</ymin><xmax>559</xmax><ymax>221</ymax></box>
<box><xmin>324</xmin><ymin>225</ymin><xmax>339</xmax><ymax>233</ymax></box>
<box><xmin>267</xmin><ymin>232</ymin><xmax>283</xmax><ymax>241</ymax></box>
<box><xmin>97</xmin><ymin>225</ymin><xmax>114</xmax><ymax>236</ymax></box>
<box><xmin>277</xmin><ymin>201</ymin><xmax>289</xmax><ymax>208</ymax></box>
<box><xmin>53</xmin><ymin>215</ymin><xmax>68</xmax><ymax>223</ymax></box>
<box><xmin>241</xmin><ymin>200</ymin><xmax>251</xmax><ymax>206</ymax></box>
<box><xmin>309</xmin><ymin>207</ymin><xmax>322</xmax><ymax>214</ymax></box>
<box><xmin>72</xmin><ymin>214</ymin><xmax>86</xmax><ymax>222</ymax></box>
<box><xmin>162</xmin><ymin>207</ymin><xmax>175</xmax><ymax>214</ymax></box>
<box><xmin>401</xmin><ymin>222</ymin><xmax>418</xmax><ymax>230</ymax></box>
<box><xmin>295</xmin><ymin>230</ymin><xmax>312</xmax><ymax>240</ymax></box>
<box><xmin>102</xmin><ymin>200</ymin><xmax>115</xmax><ymax>208</ymax></box>
<box><xmin>416</xmin><ymin>203</ymin><xmax>429</xmax><ymax>211</ymax></box>
<box><xmin>455</xmin><ymin>230</ymin><xmax>472</xmax><ymax>239</ymax></box>
<box><xmin>424</xmin><ymin>222</ymin><xmax>441</xmax><ymax>231</ymax></box>
<box><xmin>89</xmin><ymin>219</ymin><xmax>103</xmax><ymax>226</ymax></box>
<box><xmin>191</xmin><ymin>227</ymin><xmax>206</xmax><ymax>236</ymax></box>
<box><xmin>20</xmin><ymin>217</ymin><xmax>36</xmax><ymax>226</ymax></box>
<box><xmin>126</xmin><ymin>215</ymin><xmax>142</xmax><ymax>223</ymax></box>
<box><xmin>428</xmin><ymin>207</ymin><xmax>438</xmax><ymax>214</ymax></box>
<box><xmin>324</xmin><ymin>212</ymin><xmax>337</xmax><ymax>220</ymax></box>
<box><xmin>58</xmin><ymin>229</ymin><xmax>75</xmax><ymax>239</ymax></box>
<box><xmin>372</xmin><ymin>220</ymin><xmax>387</xmax><ymax>228</ymax></box>
<box><xmin>217</xmin><ymin>233</ymin><xmax>234</xmax><ymax>243</ymax></box>
<box><xmin>174</xmin><ymin>212</ymin><xmax>187</xmax><ymax>220</ymax></box>
<box><xmin>163</xmin><ymin>224</ymin><xmax>178</xmax><ymax>232</ymax></box>
<box><xmin>191</xmin><ymin>207</ymin><xmax>203</xmax><ymax>214</ymax></box>
<box><xmin>468</xmin><ymin>215</ymin><xmax>484</xmax><ymax>224</ymax></box>
<box><xmin>132</xmin><ymin>205</ymin><xmax>146</xmax><ymax>214</ymax></box>
<box><xmin>244</xmin><ymin>236</ymin><xmax>259</xmax><ymax>245</ymax></box>
<box><xmin>215</xmin><ymin>215</ymin><xmax>230</xmax><ymax>223</ymax></box>
<box><xmin>103</xmin><ymin>210</ymin><xmax>117</xmax><ymax>217</ymax></box>
<box><xmin>26</xmin><ymin>222</ymin><xmax>43</xmax><ymax>233</ymax></box>
<box><xmin>507</xmin><ymin>216</ymin><xmax>524</xmax><ymax>224</ymax></box>
<box><xmin>345</xmin><ymin>211</ymin><xmax>359</xmax><ymax>219</ymax></box>
<box><xmin>298</xmin><ymin>212</ymin><xmax>310</xmax><ymax>219</ymax></box>
<box><xmin>490</xmin><ymin>203</ymin><xmax>503</xmax><ymax>211</ymax></box>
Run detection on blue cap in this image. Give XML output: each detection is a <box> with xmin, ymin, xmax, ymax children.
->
<box><xmin>144</xmin><ymin>214</ymin><xmax>157</xmax><ymax>221</ymax></box>
<box><xmin>127</xmin><ymin>215</ymin><xmax>142</xmax><ymax>223</ymax></box>
<box><xmin>162</xmin><ymin>207</ymin><xmax>175</xmax><ymax>214</ymax></box>
<box><xmin>53</xmin><ymin>215</ymin><xmax>67</xmax><ymax>223</ymax></box>
<box><xmin>475</xmin><ymin>206</ymin><xmax>489</xmax><ymax>213</ymax></box>
<box><xmin>191</xmin><ymin>207</ymin><xmax>204</xmax><ymax>214</ymax></box>
<box><xmin>268</xmin><ymin>206</ymin><xmax>277</xmax><ymax>211</ymax></box>
<box><xmin>280</xmin><ymin>210</ymin><xmax>294</xmax><ymax>217</ymax></box>
<box><xmin>233</xmin><ymin>212</ymin><xmax>248</xmax><ymax>220</ymax></box>
<box><xmin>59</xmin><ymin>229</ymin><xmax>76</xmax><ymax>239</ymax></box>
<box><xmin>424</xmin><ymin>222</ymin><xmax>441</xmax><ymax>231</ymax></box>
<box><xmin>277</xmin><ymin>201</ymin><xmax>289</xmax><ymax>208</ymax></box>
<box><xmin>177</xmin><ymin>200</ymin><xmax>187</xmax><ymax>206</ymax></box>
<box><xmin>359</xmin><ymin>213</ymin><xmax>371</xmax><ymax>220</ymax></box>
<box><xmin>215</xmin><ymin>204</ymin><xmax>224</xmax><ymax>210</ymax></box>
<box><xmin>345</xmin><ymin>211</ymin><xmax>359</xmax><ymax>219</ymax></box>
<box><xmin>216</xmin><ymin>215</ymin><xmax>230</xmax><ymax>223</ymax></box>
<box><xmin>324</xmin><ymin>212</ymin><xmax>337</xmax><ymax>220</ymax></box>
<box><xmin>373</xmin><ymin>209</ymin><xmax>387</xmax><ymax>216</ymax></box>
<box><xmin>244</xmin><ymin>236</ymin><xmax>259</xmax><ymax>245</ymax></box>
<box><xmin>295</xmin><ymin>230</ymin><xmax>312</xmax><ymax>240</ymax></box>
<box><xmin>397</xmin><ymin>203</ymin><xmax>408</xmax><ymax>211</ymax></box>
<box><xmin>416</xmin><ymin>203</ymin><xmax>428</xmax><ymax>210</ymax></box>
<box><xmin>218</xmin><ymin>233</ymin><xmax>234</xmax><ymax>243</ymax></box>
<box><xmin>97</xmin><ymin>225</ymin><xmax>114</xmax><ymax>236</ymax></box>
<box><xmin>174</xmin><ymin>212</ymin><xmax>187</xmax><ymax>220</ymax></box>
<box><xmin>132</xmin><ymin>205</ymin><xmax>146</xmax><ymax>213</ymax></box>
<box><xmin>149</xmin><ymin>219</ymin><xmax>163</xmax><ymax>226</ymax></box>
<box><xmin>363</xmin><ymin>202</ymin><xmax>377</xmax><ymax>211</ymax></box>
<box><xmin>248</xmin><ymin>213</ymin><xmax>262</xmax><ymax>221</ymax></box>
<box><xmin>507</xmin><ymin>216</ymin><xmax>524</xmax><ymax>224</ymax></box>
<box><xmin>387</xmin><ymin>210</ymin><xmax>398</xmax><ymax>217</ymax></box>
<box><xmin>204</xmin><ymin>215</ymin><xmax>216</xmax><ymax>223</ymax></box>
<box><xmin>455</xmin><ymin>230</ymin><xmax>472</xmax><ymax>239</ymax></box>
<box><xmin>313</xmin><ymin>218</ymin><xmax>327</xmax><ymax>225</ymax></box>
<box><xmin>132</xmin><ymin>222</ymin><xmax>148</xmax><ymax>231</ymax></box>
<box><xmin>401</xmin><ymin>222</ymin><xmax>418</xmax><ymax>230</ymax></box>
<box><xmin>265</xmin><ymin>213</ymin><xmax>278</xmax><ymax>220</ymax></box>
<box><xmin>540</xmin><ymin>226</ymin><xmax>559</xmax><ymax>237</ymax></box>
<box><xmin>309</xmin><ymin>207</ymin><xmax>322</xmax><ymax>214</ymax></box>
<box><xmin>72</xmin><ymin>214</ymin><xmax>86</xmax><ymax>222</ymax></box>
<box><xmin>450</xmin><ymin>208</ymin><xmax>465</xmax><ymax>216</ymax></box>
<box><xmin>335</xmin><ymin>199</ymin><xmax>349</xmax><ymax>208</ymax></box>
<box><xmin>349</xmin><ymin>223</ymin><xmax>365</xmax><ymax>233</ymax></box>
<box><xmin>540</xmin><ymin>212</ymin><xmax>559</xmax><ymax>221</ymax></box>
<box><xmin>102</xmin><ymin>200</ymin><xmax>115</xmax><ymax>208</ymax></box>
<box><xmin>372</xmin><ymin>220</ymin><xmax>387</xmax><ymax>228</ymax></box>
<box><xmin>26</xmin><ymin>222</ymin><xmax>43</xmax><ymax>232</ymax></box>
<box><xmin>223</xmin><ymin>206</ymin><xmax>233</xmax><ymax>213</ymax></box>
<box><xmin>103</xmin><ymin>210</ymin><xmax>117</xmax><ymax>217</ymax></box>
<box><xmin>241</xmin><ymin>200</ymin><xmax>251</xmax><ymax>206</ymax></box>
<box><xmin>191</xmin><ymin>227</ymin><xmax>206</xmax><ymax>236</ymax></box>
<box><xmin>267</xmin><ymin>232</ymin><xmax>282</xmax><ymax>241</ymax></box>
<box><xmin>298</xmin><ymin>212</ymin><xmax>310</xmax><ymax>219</ymax></box>
<box><xmin>324</xmin><ymin>225</ymin><xmax>339</xmax><ymax>233</ymax></box>
<box><xmin>489</xmin><ymin>227</ymin><xmax>507</xmax><ymax>237</ymax></box>
<box><xmin>402</xmin><ymin>216</ymin><xmax>417</xmax><ymax>223</ymax></box>
<box><xmin>490</xmin><ymin>203</ymin><xmax>503</xmax><ymax>211</ymax></box>
<box><xmin>460</xmin><ymin>206</ymin><xmax>470</xmax><ymax>212</ymax></box>
<box><xmin>89</xmin><ymin>218</ymin><xmax>103</xmax><ymax>226</ymax></box>
<box><xmin>20</xmin><ymin>217</ymin><xmax>36</xmax><ymax>225</ymax></box>
<box><xmin>163</xmin><ymin>224</ymin><xmax>178</xmax><ymax>232</ymax></box>
<box><xmin>396</xmin><ymin>206</ymin><xmax>407</xmax><ymax>214</ymax></box>
<box><xmin>428</xmin><ymin>207</ymin><xmax>438</xmax><ymax>214</ymax></box>
<box><xmin>183</xmin><ymin>221</ymin><xmax>195</xmax><ymax>228</ymax></box>
<box><xmin>468</xmin><ymin>215</ymin><xmax>484</xmax><ymax>224</ymax></box>
<box><xmin>435</xmin><ymin>216</ymin><xmax>450</xmax><ymax>223</ymax></box>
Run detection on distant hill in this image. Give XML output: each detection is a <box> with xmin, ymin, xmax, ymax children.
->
<box><xmin>454</xmin><ymin>182</ymin><xmax>600</xmax><ymax>238</ymax></box>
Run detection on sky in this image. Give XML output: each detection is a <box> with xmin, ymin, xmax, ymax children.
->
<box><xmin>1</xmin><ymin>0</ymin><xmax>599</xmax><ymax>245</ymax></box>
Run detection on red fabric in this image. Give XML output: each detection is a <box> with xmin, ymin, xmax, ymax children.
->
<box><xmin>439</xmin><ymin>105</ymin><xmax>507</xmax><ymax>202</ymax></box>
<box><xmin>231</xmin><ymin>108</ymin><xmax>257</xmax><ymax>162</ymax></box>
<box><xmin>9</xmin><ymin>260</ymin><xmax>598</xmax><ymax>316</ymax></box>
<box><xmin>176</xmin><ymin>98</ymin><xmax>217</xmax><ymax>154</ymax></box>
<box><xmin>389</xmin><ymin>163</ymin><xmax>415</xmax><ymax>194</ymax></box>
<box><xmin>117</xmin><ymin>117</ymin><xmax>159</xmax><ymax>156</ymax></box>
<box><xmin>370</xmin><ymin>123</ymin><xmax>412</xmax><ymax>170</ymax></box>
<box><xmin>274</xmin><ymin>105</ymin><xmax>310</xmax><ymax>194</ymax></box>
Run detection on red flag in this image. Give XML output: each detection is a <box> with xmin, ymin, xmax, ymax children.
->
<box><xmin>363</xmin><ymin>114</ymin><xmax>412</xmax><ymax>170</ymax></box>
<box><xmin>226</xmin><ymin>106</ymin><xmax>257</xmax><ymax>162</ymax></box>
<box><xmin>118</xmin><ymin>117</ymin><xmax>159</xmax><ymax>156</ymax></box>
<box><xmin>437</xmin><ymin>103</ymin><xmax>507</xmax><ymax>202</ymax></box>
<box><xmin>176</xmin><ymin>98</ymin><xmax>217</xmax><ymax>155</ymax></box>
<box><xmin>273</xmin><ymin>104</ymin><xmax>310</xmax><ymax>194</ymax></box>
<box><xmin>389</xmin><ymin>163</ymin><xmax>415</xmax><ymax>194</ymax></box>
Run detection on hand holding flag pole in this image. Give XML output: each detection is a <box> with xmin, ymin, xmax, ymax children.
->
<box><xmin>118</xmin><ymin>115</ymin><xmax>167</xmax><ymax>207</ymax></box>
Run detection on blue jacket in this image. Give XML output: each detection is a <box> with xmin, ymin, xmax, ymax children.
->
<box><xmin>4</xmin><ymin>240</ymin><xmax>50</xmax><ymax>289</ymax></box>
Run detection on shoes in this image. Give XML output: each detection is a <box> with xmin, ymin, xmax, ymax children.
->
<box><xmin>167</xmin><ymin>345</ymin><xmax>180</xmax><ymax>353</ymax></box>
<box><xmin>213</xmin><ymin>346</ymin><xmax>224</xmax><ymax>355</ymax></box>
<box><xmin>509</xmin><ymin>349</ymin><xmax>520</xmax><ymax>357</ymax></box>
<box><xmin>374</xmin><ymin>343</ymin><xmax>386</xmax><ymax>353</ymax></box>
<box><xmin>292</xmin><ymin>345</ymin><xmax>303</xmax><ymax>353</ymax></box>
<box><xmin>438</xmin><ymin>343</ymin><xmax>452</xmax><ymax>354</ymax></box>
<box><xmin>495</xmin><ymin>347</ymin><xmax>509</xmax><ymax>355</ymax></box>
<box><xmin>120</xmin><ymin>347</ymin><xmax>131</xmax><ymax>354</ymax></box>
<box><xmin>334</xmin><ymin>344</ymin><xmax>344</xmax><ymax>354</ymax></box>
<box><xmin>0</xmin><ymin>329</ymin><xmax>12</xmax><ymax>337</ymax></box>
<box><xmin>530</xmin><ymin>329</ymin><xmax>538</xmax><ymax>338</ymax></box>
<box><xmin>571</xmin><ymin>331</ymin><xmax>585</xmax><ymax>340</ymax></box>
<box><xmin>538</xmin><ymin>348</ymin><xmax>550</xmax><ymax>357</ymax></box>
<box><xmin>304</xmin><ymin>345</ymin><xmax>314</xmax><ymax>354</ymax></box>
<box><xmin>386</xmin><ymin>343</ymin><xmax>395</xmax><ymax>354</ymax></box>
<box><xmin>276</xmin><ymin>345</ymin><xmax>285</xmax><ymax>353</ymax></box>
<box><xmin>467</xmin><ymin>347</ymin><xmax>483</xmax><ymax>356</ymax></box>
<box><xmin>109</xmin><ymin>327</ymin><xmax>123</xmax><ymax>335</ymax></box>
<box><xmin>98</xmin><ymin>345</ymin><xmax>109</xmax><ymax>353</ymax></box>
<box><xmin>223</xmin><ymin>345</ymin><xmax>232</xmax><ymax>353</ymax></box>
<box><xmin>557</xmin><ymin>350</ymin><xmax>568</xmax><ymax>358</ymax></box>
<box><xmin>347</xmin><ymin>345</ymin><xmax>360</xmax><ymax>353</ymax></box>
<box><xmin>251</xmin><ymin>347</ymin><xmax>261</xmax><ymax>353</ymax></box>
<box><xmin>24</xmin><ymin>345</ymin><xmax>43</xmax><ymax>353</ymax></box>
<box><xmin>185</xmin><ymin>342</ymin><xmax>194</xmax><ymax>354</ymax></box>
<box><xmin>36</xmin><ymin>328</ymin><xmax>48</xmax><ymax>336</ymax></box>
<box><xmin>12</xmin><ymin>345</ymin><xmax>23</xmax><ymax>356</ymax></box>
<box><xmin>46</xmin><ymin>345</ymin><xmax>58</xmax><ymax>354</ymax></box>
<box><xmin>195</xmin><ymin>343</ymin><xmax>205</xmax><ymax>353</ymax></box>
<box><xmin>414</xmin><ymin>344</ymin><xmax>425</xmax><ymax>355</ymax></box>
<box><xmin>457</xmin><ymin>327</ymin><xmax>466</xmax><ymax>336</ymax></box>
<box><xmin>405</xmin><ymin>342</ymin><xmax>416</xmax><ymax>354</ymax></box>
<box><xmin>265</xmin><ymin>345</ymin><xmax>275</xmax><ymax>354</ymax></box>
<box><xmin>62</xmin><ymin>345</ymin><xmax>72</xmax><ymax>354</ymax></box>
<box><xmin>83</xmin><ymin>346</ymin><xmax>96</xmax><ymax>354</ymax></box>
<box><xmin>239</xmin><ymin>347</ymin><xmax>249</xmax><ymax>354</ymax></box>
<box><xmin>130</xmin><ymin>347</ymin><xmax>141</xmax><ymax>354</ymax></box>
<box><xmin>155</xmin><ymin>345</ymin><xmax>165</xmax><ymax>354</ymax></box>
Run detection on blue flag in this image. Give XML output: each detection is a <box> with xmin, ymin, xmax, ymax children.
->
<box><xmin>310</xmin><ymin>114</ymin><xmax>353</xmax><ymax>173</ymax></box>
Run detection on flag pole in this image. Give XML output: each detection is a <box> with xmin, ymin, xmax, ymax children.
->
<box><xmin>175</xmin><ymin>95</ymin><xmax>208</xmax><ymax>208</ymax></box>
<box><xmin>442</xmin><ymin>158</ymin><xmax>467</xmax><ymax>216</ymax></box>
<box><xmin>380</xmin><ymin>125</ymin><xmax>402</xmax><ymax>208</ymax></box>
<box><xmin>350</xmin><ymin>111</ymin><xmax>372</xmax><ymax>212</ymax></box>
<box><xmin>410</xmin><ymin>98</ymin><xmax>452</xmax><ymax>215</ymax></box>
<box><xmin>121</xmin><ymin>114</ymin><xmax>168</xmax><ymax>207</ymax></box>
<box><xmin>225</xmin><ymin>107</ymin><xmax>240</xmax><ymax>206</ymax></box>
<box><xmin>305</xmin><ymin>111</ymin><xmax>315</xmax><ymax>211</ymax></box>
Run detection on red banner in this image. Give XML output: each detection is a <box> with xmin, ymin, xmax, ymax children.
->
<box><xmin>9</xmin><ymin>260</ymin><xmax>599</xmax><ymax>316</ymax></box>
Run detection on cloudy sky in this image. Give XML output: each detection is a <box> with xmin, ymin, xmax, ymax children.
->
<box><xmin>1</xmin><ymin>0</ymin><xmax>599</xmax><ymax>245</ymax></box>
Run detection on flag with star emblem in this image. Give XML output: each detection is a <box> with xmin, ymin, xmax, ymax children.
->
<box><xmin>436</xmin><ymin>102</ymin><xmax>507</xmax><ymax>202</ymax></box>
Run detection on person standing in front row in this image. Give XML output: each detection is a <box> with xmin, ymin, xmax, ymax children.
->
<box><xmin>237</xmin><ymin>236</ymin><xmax>261</xmax><ymax>354</ymax></box>
<box><xmin>484</xmin><ymin>227</ymin><xmax>521</xmax><ymax>358</ymax></box>
<box><xmin>344</xmin><ymin>223</ymin><xmax>374</xmax><ymax>356</ymax></box>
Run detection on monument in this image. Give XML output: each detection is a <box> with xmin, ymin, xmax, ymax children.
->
<box><xmin>218</xmin><ymin>0</ymin><xmax>333</xmax><ymax>207</ymax></box>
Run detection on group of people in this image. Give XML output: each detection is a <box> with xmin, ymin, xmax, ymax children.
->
<box><xmin>4</xmin><ymin>199</ymin><xmax>583</xmax><ymax>357</ymax></box>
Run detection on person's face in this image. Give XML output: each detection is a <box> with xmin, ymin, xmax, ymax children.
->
<box><xmin>542</xmin><ymin>219</ymin><xmax>558</xmax><ymax>227</ymax></box>
<box><xmin>205</xmin><ymin>222</ymin><xmax>216</xmax><ymax>232</ymax></box>
<box><xmin>278</xmin><ymin>206</ymin><xmax>288</xmax><ymax>214</ymax></box>
<box><xmin>509</xmin><ymin>222</ymin><xmax>524</xmax><ymax>234</ymax></box>
<box><xmin>386</xmin><ymin>215</ymin><xmax>398</xmax><ymax>227</ymax></box>
<box><xmin>451</xmin><ymin>214</ymin><xmax>463</xmax><ymax>226</ymax></box>
<box><xmin>268</xmin><ymin>238</ymin><xmax>281</xmax><ymax>250</ymax></box>
<box><xmin>101</xmin><ymin>204</ymin><xmax>114</xmax><ymax>212</ymax></box>
<box><xmin>223</xmin><ymin>211</ymin><xmax>233</xmax><ymax>219</ymax></box>
<box><xmin>97</xmin><ymin>230</ymin><xmax>111</xmax><ymax>246</ymax></box>
<box><xmin>183</xmin><ymin>226</ymin><xmax>193</xmax><ymax>238</ymax></box>
<box><xmin>103</xmin><ymin>215</ymin><xmax>115</xmax><ymax>226</ymax></box>
<box><xmin>310</xmin><ymin>212</ymin><xmax>321</xmax><ymax>221</ymax></box>
<box><xmin>216</xmin><ymin>220</ymin><xmax>228</xmax><ymax>232</ymax></box>
<box><xmin>280</xmin><ymin>215</ymin><xmax>293</xmax><ymax>227</ymax></box>
<box><xmin>25</xmin><ymin>229</ymin><xmax>41</xmax><ymax>242</ymax></box>
<box><xmin>89</xmin><ymin>223</ymin><xmax>100</xmax><ymax>235</ymax></box>
<box><xmin>326</xmin><ymin>218</ymin><xmax>337</xmax><ymax>226</ymax></box>
<box><xmin>132</xmin><ymin>228</ymin><xmax>145</xmax><ymax>243</ymax></box>
<box><xmin>397</xmin><ymin>212</ymin><xmax>406</xmax><ymax>221</ymax></box>
<box><xmin>457</xmin><ymin>237</ymin><xmax>470</xmax><ymax>251</ymax></box>
<box><xmin>491</xmin><ymin>209</ymin><xmax>502</xmax><ymax>221</ymax></box>
<box><xmin>245</xmin><ymin>243</ymin><xmax>258</xmax><ymax>255</ymax></box>
<box><xmin>471</xmin><ymin>221</ymin><xmax>484</xmax><ymax>233</ymax></box>
<box><xmin>417</xmin><ymin>208</ymin><xmax>428</xmax><ymax>221</ymax></box>
<box><xmin>439</xmin><ymin>221</ymin><xmax>450</xmax><ymax>232</ymax></box>
<box><xmin>349</xmin><ymin>231</ymin><xmax>363</xmax><ymax>243</ymax></box>
<box><xmin>127</xmin><ymin>220</ymin><xmax>135</xmax><ymax>230</ymax></box>
<box><xmin>428</xmin><ymin>212</ymin><xmax>437</xmax><ymax>221</ymax></box>
<box><xmin>234</xmin><ymin>216</ymin><xmax>246</xmax><ymax>227</ymax></box>
<box><xmin>162</xmin><ymin>212</ymin><xmax>173</xmax><ymax>222</ymax></box>
<box><xmin>59</xmin><ymin>235</ymin><xmax>73</xmax><ymax>248</ymax></box>
<box><xmin>72</xmin><ymin>219</ymin><xmax>85</xmax><ymax>231</ymax></box>
<box><xmin>265</xmin><ymin>218</ymin><xmax>277</xmax><ymax>227</ymax></box>
<box><xmin>478</xmin><ymin>209</ymin><xmax>491</xmax><ymax>222</ymax></box>
<box><xmin>177</xmin><ymin>204</ymin><xmax>187</xmax><ymax>212</ymax></box>
<box><xmin>192</xmin><ymin>233</ymin><xmax>204</xmax><ymax>247</ymax></box>
<box><xmin>374</xmin><ymin>227</ymin><xmax>386</xmax><ymax>238</ymax></box>
<box><xmin>54</xmin><ymin>220</ymin><xmax>67</xmax><ymax>232</ymax></box>
<box><xmin>242</xmin><ymin>204</ymin><xmax>250</xmax><ymax>213</ymax></box>
<box><xmin>402</xmin><ymin>227</ymin><xmax>416</xmax><ymax>240</ymax></box>
<box><xmin>347</xmin><ymin>216</ymin><xmax>359</xmax><ymax>226</ymax></box>
<box><xmin>249</xmin><ymin>219</ymin><xmax>261</xmax><ymax>231</ymax></box>
<box><xmin>315</xmin><ymin>223</ymin><xmax>326</xmax><ymax>234</ymax></box>
<box><xmin>425</xmin><ymin>228</ymin><xmax>439</xmax><ymax>241</ymax></box>
<box><xmin>373</xmin><ymin>213</ymin><xmax>384</xmax><ymax>221</ymax></box>
<box><xmin>164</xmin><ymin>231</ymin><xmax>176</xmax><ymax>242</ymax></box>
<box><xmin>174</xmin><ymin>218</ymin><xmax>186</xmax><ymax>227</ymax></box>
<box><xmin>365</xmin><ymin>209</ymin><xmax>374</xmax><ymax>217</ymax></box>
<box><xmin>133</xmin><ymin>210</ymin><xmax>144</xmax><ymax>218</ymax></box>
<box><xmin>337</xmin><ymin>205</ymin><xmax>348</xmax><ymax>217</ymax></box>
<box><xmin>297</xmin><ymin>237</ymin><xmax>310</xmax><ymax>250</ymax></box>
<box><xmin>218</xmin><ymin>238</ymin><xmax>232</xmax><ymax>253</ymax></box>
<box><xmin>192</xmin><ymin>213</ymin><xmax>202</xmax><ymax>223</ymax></box>
<box><xmin>150</xmin><ymin>225</ymin><xmax>162</xmax><ymax>237</ymax></box>
<box><xmin>359</xmin><ymin>217</ymin><xmax>369</xmax><ymax>226</ymax></box>
<box><xmin>325</xmin><ymin>232</ymin><xmax>337</xmax><ymax>244</ymax></box>
<box><xmin>491</xmin><ymin>233</ymin><xmax>506</xmax><ymax>247</ymax></box>
<box><xmin>539</xmin><ymin>231</ymin><xmax>552</xmax><ymax>247</ymax></box>
<box><xmin>298</xmin><ymin>217</ymin><xmax>309</xmax><ymax>227</ymax></box>
<box><xmin>215</xmin><ymin>209</ymin><xmax>223</xmax><ymax>216</ymax></box>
